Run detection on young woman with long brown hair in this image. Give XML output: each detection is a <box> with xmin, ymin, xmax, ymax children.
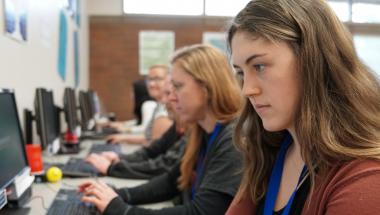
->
<box><xmin>226</xmin><ymin>0</ymin><xmax>380</xmax><ymax>214</ymax></box>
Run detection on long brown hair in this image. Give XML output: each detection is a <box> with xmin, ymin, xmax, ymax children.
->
<box><xmin>227</xmin><ymin>0</ymin><xmax>380</xmax><ymax>203</ymax></box>
<box><xmin>171</xmin><ymin>44</ymin><xmax>242</xmax><ymax>190</ymax></box>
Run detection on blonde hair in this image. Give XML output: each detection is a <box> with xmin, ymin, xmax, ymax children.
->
<box><xmin>171</xmin><ymin>44</ymin><xmax>242</xmax><ymax>190</ymax></box>
<box><xmin>149</xmin><ymin>64</ymin><xmax>169</xmax><ymax>74</ymax></box>
<box><xmin>227</xmin><ymin>0</ymin><xmax>380</xmax><ymax>203</ymax></box>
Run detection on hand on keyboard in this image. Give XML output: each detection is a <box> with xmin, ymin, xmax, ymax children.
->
<box><xmin>85</xmin><ymin>154</ymin><xmax>112</xmax><ymax>174</ymax></box>
<box><xmin>47</xmin><ymin>189</ymin><xmax>101</xmax><ymax>215</ymax></box>
<box><xmin>79</xmin><ymin>180</ymin><xmax>119</xmax><ymax>213</ymax></box>
<box><xmin>100</xmin><ymin>151</ymin><xmax>120</xmax><ymax>163</ymax></box>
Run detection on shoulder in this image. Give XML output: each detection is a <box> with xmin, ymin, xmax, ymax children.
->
<box><xmin>213</xmin><ymin>122</ymin><xmax>236</xmax><ymax>153</ymax></box>
<box><xmin>153</xmin><ymin>103</ymin><xmax>169</xmax><ymax>118</ymax></box>
<box><xmin>305</xmin><ymin>159</ymin><xmax>380</xmax><ymax>214</ymax></box>
<box><xmin>226</xmin><ymin>192</ymin><xmax>256</xmax><ymax>215</ymax></box>
<box><xmin>142</xmin><ymin>100</ymin><xmax>157</xmax><ymax>109</ymax></box>
<box><xmin>217</xmin><ymin>122</ymin><xmax>235</xmax><ymax>142</ymax></box>
<box><xmin>327</xmin><ymin>159</ymin><xmax>380</xmax><ymax>188</ymax></box>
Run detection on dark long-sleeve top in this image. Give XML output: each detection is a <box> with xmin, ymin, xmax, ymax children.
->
<box><xmin>106</xmin><ymin>123</ymin><xmax>183</xmax><ymax>179</ymax></box>
<box><xmin>107</xmin><ymin>137</ymin><xmax>187</xmax><ymax>179</ymax></box>
<box><xmin>103</xmin><ymin>122</ymin><xmax>242</xmax><ymax>215</ymax></box>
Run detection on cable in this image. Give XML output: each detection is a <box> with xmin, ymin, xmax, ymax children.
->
<box><xmin>45</xmin><ymin>183</ymin><xmax>59</xmax><ymax>193</ymax></box>
<box><xmin>62</xmin><ymin>181</ymin><xmax>78</xmax><ymax>189</ymax></box>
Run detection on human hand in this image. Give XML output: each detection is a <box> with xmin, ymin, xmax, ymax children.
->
<box><xmin>108</xmin><ymin>122</ymin><xmax>127</xmax><ymax>132</ymax></box>
<box><xmin>100</xmin><ymin>151</ymin><xmax>120</xmax><ymax>163</ymax></box>
<box><xmin>96</xmin><ymin>120</ymin><xmax>110</xmax><ymax>128</ymax></box>
<box><xmin>105</xmin><ymin>134</ymin><xmax>130</xmax><ymax>144</ymax></box>
<box><xmin>85</xmin><ymin>153</ymin><xmax>112</xmax><ymax>174</ymax></box>
<box><xmin>78</xmin><ymin>180</ymin><xmax>118</xmax><ymax>213</ymax></box>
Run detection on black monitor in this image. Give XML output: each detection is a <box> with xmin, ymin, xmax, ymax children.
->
<box><xmin>88</xmin><ymin>90</ymin><xmax>111</xmax><ymax>121</ymax></box>
<box><xmin>34</xmin><ymin>88</ymin><xmax>60</xmax><ymax>151</ymax></box>
<box><xmin>87</xmin><ymin>90</ymin><xmax>99</xmax><ymax>118</ymax></box>
<box><xmin>0</xmin><ymin>89</ymin><xmax>29</xmax><ymax>190</ymax></box>
<box><xmin>23</xmin><ymin>109</ymin><xmax>34</xmax><ymax>145</ymax></box>
<box><xmin>78</xmin><ymin>90</ymin><xmax>94</xmax><ymax>130</ymax></box>
<box><xmin>63</xmin><ymin>88</ymin><xmax>79</xmax><ymax>134</ymax></box>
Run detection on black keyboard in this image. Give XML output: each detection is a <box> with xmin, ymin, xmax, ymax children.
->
<box><xmin>47</xmin><ymin>189</ymin><xmax>101</xmax><ymax>215</ymax></box>
<box><xmin>88</xmin><ymin>144</ymin><xmax>121</xmax><ymax>154</ymax></box>
<box><xmin>101</xmin><ymin>127</ymin><xmax>118</xmax><ymax>135</ymax></box>
<box><xmin>61</xmin><ymin>158</ymin><xmax>99</xmax><ymax>177</ymax></box>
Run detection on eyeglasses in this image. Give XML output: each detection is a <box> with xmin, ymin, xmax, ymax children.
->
<box><xmin>146</xmin><ymin>76</ymin><xmax>165</xmax><ymax>83</ymax></box>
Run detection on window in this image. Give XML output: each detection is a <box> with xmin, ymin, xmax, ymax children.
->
<box><xmin>353</xmin><ymin>35</ymin><xmax>380</xmax><ymax>76</ymax></box>
<box><xmin>205</xmin><ymin>0</ymin><xmax>249</xmax><ymax>17</ymax></box>
<box><xmin>328</xmin><ymin>1</ymin><xmax>350</xmax><ymax>22</ymax></box>
<box><xmin>123</xmin><ymin>0</ymin><xmax>203</xmax><ymax>16</ymax></box>
<box><xmin>122</xmin><ymin>0</ymin><xmax>380</xmax><ymax>23</ymax></box>
<box><xmin>327</xmin><ymin>0</ymin><xmax>380</xmax><ymax>23</ymax></box>
<box><xmin>352</xmin><ymin>3</ymin><xmax>380</xmax><ymax>23</ymax></box>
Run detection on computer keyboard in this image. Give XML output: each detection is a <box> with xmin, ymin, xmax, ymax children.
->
<box><xmin>47</xmin><ymin>189</ymin><xmax>101</xmax><ymax>215</ymax></box>
<box><xmin>101</xmin><ymin>127</ymin><xmax>119</xmax><ymax>135</ymax></box>
<box><xmin>88</xmin><ymin>144</ymin><xmax>121</xmax><ymax>154</ymax></box>
<box><xmin>61</xmin><ymin>158</ymin><xmax>99</xmax><ymax>177</ymax></box>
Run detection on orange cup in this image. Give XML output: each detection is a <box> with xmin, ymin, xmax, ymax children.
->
<box><xmin>25</xmin><ymin>144</ymin><xmax>44</xmax><ymax>174</ymax></box>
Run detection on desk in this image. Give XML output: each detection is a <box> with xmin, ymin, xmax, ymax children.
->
<box><xmin>8</xmin><ymin>140</ymin><xmax>173</xmax><ymax>214</ymax></box>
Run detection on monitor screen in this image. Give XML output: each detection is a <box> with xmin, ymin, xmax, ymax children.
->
<box><xmin>79</xmin><ymin>91</ymin><xmax>93</xmax><ymax>130</ymax></box>
<box><xmin>88</xmin><ymin>90</ymin><xmax>101</xmax><ymax>119</ymax></box>
<box><xmin>34</xmin><ymin>88</ymin><xmax>60</xmax><ymax>150</ymax></box>
<box><xmin>63</xmin><ymin>88</ymin><xmax>79</xmax><ymax>133</ymax></box>
<box><xmin>0</xmin><ymin>89</ymin><xmax>28</xmax><ymax>190</ymax></box>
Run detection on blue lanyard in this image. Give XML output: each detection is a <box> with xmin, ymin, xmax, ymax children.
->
<box><xmin>191</xmin><ymin>123</ymin><xmax>222</xmax><ymax>200</ymax></box>
<box><xmin>263</xmin><ymin>134</ymin><xmax>307</xmax><ymax>215</ymax></box>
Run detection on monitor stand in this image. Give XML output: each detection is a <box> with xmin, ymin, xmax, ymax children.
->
<box><xmin>0</xmin><ymin>189</ymin><xmax>7</xmax><ymax>210</ymax></box>
<box><xmin>0</xmin><ymin>207</ymin><xmax>31</xmax><ymax>215</ymax></box>
<box><xmin>6</xmin><ymin>168</ymin><xmax>34</xmax><ymax>209</ymax></box>
<box><xmin>58</xmin><ymin>131</ymin><xmax>80</xmax><ymax>154</ymax></box>
<box><xmin>47</xmin><ymin>138</ymin><xmax>60</xmax><ymax>155</ymax></box>
<box><xmin>58</xmin><ymin>142</ymin><xmax>80</xmax><ymax>154</ymax></box>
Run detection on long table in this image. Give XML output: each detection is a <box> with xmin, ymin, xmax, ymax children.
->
<box><xmin>1</xmin><ymin>139</ymin><xmax>173</xmax><ymax>214</ymax></box>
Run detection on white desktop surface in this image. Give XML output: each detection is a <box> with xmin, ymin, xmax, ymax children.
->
<box><xmin>21</xmin><ymin>139</ymin><xmax>173</xmax><ymax>214</ymax></box>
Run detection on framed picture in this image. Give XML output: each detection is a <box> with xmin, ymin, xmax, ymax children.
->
<box><xmin>4</xmin><ymin>0</ymin><xmax>28</xmax><ymax>42</ymax></box>
<box><xmin>139</xmin><ymin>31</ymin><xmax>175</xmax><ymax>75</ymax></box>
<box><xmin>202</xmin><ymin>32</ymin><xmax>227</xmax><ymax>54</ymax></box>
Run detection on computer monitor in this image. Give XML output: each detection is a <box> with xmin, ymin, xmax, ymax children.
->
<box><xmin>63</xmin><ymin>88</ymin><xmax>80</xmax><ymax>135</ymax></box>
<box><xmin>78</xmin><ymin>90</ymin><xmax>94</xmax><ymax>130</ymax></box>
<box><xmin>88</xmin><ymin>90</ymin><xmax>114</xmax><ymax>121</ymax></box>
<box><xmin>34</xmin><ymin>88</ymin><xmax>60</xmax><ymax>153</ymax></box>
<box><xmin>87</xmin><ymin>90</ymin><xmax>100</xmax><ymax>119</ymax></box>
<box><xmin>23</xmin><ymin>109</ymin><xmax>34</xmax><ymax>145</ymax></box>
<box><xmin>0</xmin><ymin>89</ymin><xmax>29</xmax><ymax>191</ymax></box>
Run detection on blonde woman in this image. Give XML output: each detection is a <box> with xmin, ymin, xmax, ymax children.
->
<box><xmin>106</xmin><ymin>65</ymin><xmax>173</xmax><ymax>145</ymax></box>
<box><xmin>226</xmin><ymin>0</ymin><xmax>380</xmax><ymax>215</ymax></box>
<box><xmin>78</xmin><ymin>44</ymin><xmax>243</xmax><ymax>215</ymax></box>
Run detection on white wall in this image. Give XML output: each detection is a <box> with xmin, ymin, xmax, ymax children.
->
<box><xmin>0</xmin><ymin>0</ymin><xmax>89</xmax><ymax>131</ymax></box>
<box><xmin>87</xmin><ymin>0</ymin><xmax>122</xmax><ymax>16</ymax></box>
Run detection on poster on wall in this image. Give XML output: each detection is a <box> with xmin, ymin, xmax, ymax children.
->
<box><xmin>57</xmin><ymin>9</ymin><xmax>68</xmax><ymax>81</ymax></box>
<box><xmin>57</xmin><ymin>0</ymin><xmax>81</xmax><ymax>86</ymax></box>
<box><xmin>73</xmin><ymin>30</ymin><xmax>80</xmax><ymax>87</ymax></box>
<box><xmin>66</xmin><ymin>0</ymin><xmax>80</xmax><ymax>27</ymax></box>
<box><xmin>139</xmin><ymin>31</ymin><xmax>175</xmax><ymax>75</ymax></box>
<box><xmin>4</xmin><ymin>0</ymin><xmax>28</xmax><ymax>42</ymax></box>
<box><xmin>202</xmin><ymin>32</ymin><xmax>227</xmax><ymax>54</ymax></box>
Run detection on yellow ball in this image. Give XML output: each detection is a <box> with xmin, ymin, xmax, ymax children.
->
<box><xmin>46</xmin><ymin>166</ymin><xmax>62</xmax><ymax>183</ymax></box>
